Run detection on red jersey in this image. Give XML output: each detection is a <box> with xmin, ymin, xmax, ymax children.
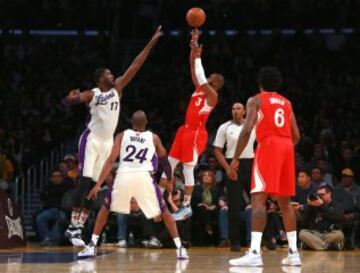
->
<box><xmin>184</xmin><ymin>86</ymin><xmax>213</xmax><ymax>129</ymax></box>
<box><xmin>255</xmin><ymin>91</ymin><xmax>293</xmax><ymax>142</ymax></box>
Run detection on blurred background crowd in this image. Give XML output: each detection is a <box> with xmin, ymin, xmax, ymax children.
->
<box><xmin>0</xmin><ymin>0</ymin><xmax>359</xmax><ymax>250</ymax></box>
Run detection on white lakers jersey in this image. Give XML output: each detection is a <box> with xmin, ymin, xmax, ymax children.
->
<box><xmin>118</xmin><ymin>129</ymin><xmax>157</xmax><ymax>173</ymax></box>
<box><xmin>87</xmin><ymin>87</ymin><xmax>120</xmax><ymax>139</ymax></box>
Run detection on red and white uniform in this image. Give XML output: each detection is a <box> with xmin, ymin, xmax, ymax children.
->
<box><xmin>169</xmin><ymin>86</ymin><xmax>213</xmax><ymax>165</ymax></box>
<box><xmin>251</xmin><ymin>91</ymin><xmax>295</xmax><ymax>196</ymax></box>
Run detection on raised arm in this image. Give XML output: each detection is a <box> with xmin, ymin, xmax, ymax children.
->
<box><xmin>190</xmin><ymin>30</ymin><xmax>200</xmax><ymax>87</ymax></box>
<box><xmin>87</xmin><ymin>132</ymin><xmax>123</xmax><ymax>199</ymax></box>
<box><xmin>62</xmin><ymin>89</ymin><xmax>94</xmax><ymax>105</ymax></box>
<box><xmin>190</xmin><ymin>29</ymin><xmax>218</xmax><ymax>107</ymax></box>
<box><xmin>114</xmin><ymin>26</ymin><xmax>162</xmax><ymax>94</ymax></box>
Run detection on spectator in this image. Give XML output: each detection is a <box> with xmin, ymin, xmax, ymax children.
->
<box><xmin>58</xmin><ymin>160</ymin><xmax>75</xmax><ymax>187</ymax></box>
<box><xmin>63</xmin><ymin>154</ymin><xmax>78</xmax><ymax>183</ymax></box>
<box><xmin>307</xmin><ymin>144</ymin><xmax>327</xmax><ymax>170</ymax></box>
<box><xmin>191</xmin><ymin>169</ymin><xmax>223</xmax><ymax>246</ymax></box>
<box><xmin>336</xmin><ymin>168</ymin><xmax>360</xmax><ymax>201</ymax></box>
<box><xmin>333</xmin><ymin>168</ymin><xmax>360</xmax><ymax>249</ymax></box>
<box><xmin>311</xmin><ymin>167</ymin><xmax>326</xmax><ymax>187</ymax></box>
<box><xmin>299</xmin><ymin>183</ymin><xmax>345</xmax><ymax>250</ymax></box>
<box><xmin>292</xmin><ymin>169</ymin><xmax>317</xmax><ymax>218</ymax></box>
<box><xmin>334</xmin><ymin>147</ymin><xmax>360</xmax><ymax>181</ymax></box>
<box><xmin>317</xmin><ymin>159</ymin><xmax>337</xmax><ymax>187</ymax></box>
<box><xmin>206</xmin><ymin>156</ymin><xmax>223</xmax><ymax>185</ymax></box>
<box><xmin>35</xmin><ymin>169</ymin><xmax>71</xmax><ymax>246</ymax></box>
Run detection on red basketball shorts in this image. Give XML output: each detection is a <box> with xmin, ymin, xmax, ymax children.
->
<box><xmin>169</xmin><ymin>125</ymin><xmax>208</xmax><ymax>165</ymax></box>
<box><xmin>251</xmin><ymin>136</ymin><xmax>295</xmax><ymax>196</ymax></box>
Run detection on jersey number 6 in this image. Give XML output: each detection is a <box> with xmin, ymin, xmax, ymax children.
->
<box><xmin>274</xmin><ymin>108</ymin><xmax>285</xmax><ymax>128</ymax></box>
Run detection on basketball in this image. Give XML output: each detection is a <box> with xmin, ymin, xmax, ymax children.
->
<box><xmin>186</xmin><ymin>7</ymin><xmax>206</xmax><ymax>28</ymax></box>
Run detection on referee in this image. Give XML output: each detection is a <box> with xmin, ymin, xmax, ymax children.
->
<box><xmin>213</xmin><ymin>102</ymin><xmax>256</xmax><ymax>251</ymax></box>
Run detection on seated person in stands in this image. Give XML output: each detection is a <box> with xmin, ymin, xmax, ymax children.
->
<box><xmin>191</xmin><ymin>168</ymin><xmax>223</xmax><ymax>246</ymax></box>
<box><xmin>333</xmin><ymin>168</ymin><xmax>360</xmax><ymax>249</ymax></box>
<box><xmin>311</xmin><ymin>166</ymin><xmax>327</xmax><ymax>188</ymax></box>
<box><xmin>63</xmin><ymin>154</ymin><xmax>78</xmax><ymax>183</ymax></box>
<box><xmin>317</xmin><ymin>159</ymin><xmax>337</xmax><ymax>187</ymax></box>
<box><xmin>292</xmin><ymin>169</ymin><xmax>317</xmax><ymax>221</ymax></box>
<box><xmin>35</xmin><ymin>169</ymin><xmax>71</xmax><ymax>246</ymax></box>
<box><xmin>299</xmin><ymin>183</ymin><xmax>345</xmax><ymax>250</ymax></box>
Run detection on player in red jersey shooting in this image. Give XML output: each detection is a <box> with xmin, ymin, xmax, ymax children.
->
<box><xmin>160</xmin><ymin>29</ymin><xmax>224</xmax><ymax>218</ymax></box>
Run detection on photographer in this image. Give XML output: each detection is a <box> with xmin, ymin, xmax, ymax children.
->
<box><xmin>299</xmin><ymin>183</ymin><xmax>345</xmax><ymax>250</ymax></box>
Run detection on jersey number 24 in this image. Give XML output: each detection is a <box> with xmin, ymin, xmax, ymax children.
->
<box><xmin>123</xmin><ymin>145</ymin><xmax>148</xmax><ymax>163</ymax></box>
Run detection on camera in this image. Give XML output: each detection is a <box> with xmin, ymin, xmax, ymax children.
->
<box><xmin>308</xmin><ymin>193</ymin><xmax>320</xmax><ymax>201</ymax></box>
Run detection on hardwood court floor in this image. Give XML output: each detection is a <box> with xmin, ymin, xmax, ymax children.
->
<box><xmin>0</xmin><ymin>246</ymin><xmax>359</xmax><ymax>273</ymax></box>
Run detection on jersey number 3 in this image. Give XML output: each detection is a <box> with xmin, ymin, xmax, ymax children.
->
<box><xmin>274</xmin><ymin>108</ymin><xmax>285</xmax><ymax>127</ymax></box>
<box><xmin>123</xmin><ymin>145</ymin><xmax>148</xmax><ymax>163</ymax></box>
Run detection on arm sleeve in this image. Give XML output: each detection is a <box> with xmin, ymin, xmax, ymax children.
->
<box><xmin>158</xmin><ymin>156</ymin><xmax>172</xmax><ymax>180</ymax></box>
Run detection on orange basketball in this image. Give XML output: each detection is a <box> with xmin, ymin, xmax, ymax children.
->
<box><xmin>186</xmin><ymin>7</ymin><xmax>206</xmax><ymax>28</ymax></box>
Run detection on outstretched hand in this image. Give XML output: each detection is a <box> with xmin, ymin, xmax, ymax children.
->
<box><xmin>190</xmin><ymin>29</ymin><xmax>202</xmax><ymax>57</ymax></box>
<box><xmin>191</xmin><ymin>28</ymin><xmax>200</xmax><ymax>44</ymax></box>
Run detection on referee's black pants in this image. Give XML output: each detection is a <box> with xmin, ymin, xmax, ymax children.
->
<box><xmin>225</xmin><ymin>158</ymin><xmax>253</xmax><ymax>245</ymax></box>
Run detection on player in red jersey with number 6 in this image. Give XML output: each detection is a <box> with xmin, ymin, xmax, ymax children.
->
<box><xmin>228</xmin><ymin>66</ymin><xmax>301</xmax><ymax>267</ymax></box>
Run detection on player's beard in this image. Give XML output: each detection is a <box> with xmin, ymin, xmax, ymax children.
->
<box><xmin>107</xmin><ymin>80</ymin><xmax>115</xmax><ymax>88</ymax></box>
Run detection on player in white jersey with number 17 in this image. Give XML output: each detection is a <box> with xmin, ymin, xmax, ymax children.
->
<box><xmin>62</xmin><ymin>26</ymin><xmax>162</xmax><ymax>246</ymax></box>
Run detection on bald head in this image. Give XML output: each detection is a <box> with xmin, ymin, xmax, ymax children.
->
<box><xmin>131</xmin><ymin>110</ymin><xmax>148</xmax><ymax>129</ymax></box>
<box><xmin>232</xmin><ymin>102</ymin><xmax>245</xmax><ymax>122</ymax></box>
<box><xmin>208</xmin><ymin>73</ymin><xmax>224</xmax><ymax>91</ymax></box>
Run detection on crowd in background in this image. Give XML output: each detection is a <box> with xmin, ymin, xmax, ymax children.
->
<box><xmin>1</xmin><ymin>3</ymin><xmax>360</xmax><ymax>250</ymax></box>
<box><xmin>2</xmin><ymin>0</ymin><xmax>360</xmax><ymax>30</ymax></box>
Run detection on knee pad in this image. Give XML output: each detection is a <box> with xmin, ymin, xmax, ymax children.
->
<box><xmin>183</xmin><ymin>164</ymin><xmax>195</xmax><ymax>186</ymax></box>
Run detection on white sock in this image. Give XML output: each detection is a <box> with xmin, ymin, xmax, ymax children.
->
<box><xmin>173</xmin><ymin>237</ymin><xmax>182</xmax><ymax>249</ymax></box>
<box><xmin>91</xmin><ymin>234</ymin><xmax>99</xmax><ymax>246</ymax></box>
<box><xmin>286</xmin><ymin>231</ymin><xmax>298</xmax><ymax>252</ymax></box>
<box><xmin>250</xmin><ymin>232</ymin><xmax>263</xmax><ymax>253</ymax></box>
